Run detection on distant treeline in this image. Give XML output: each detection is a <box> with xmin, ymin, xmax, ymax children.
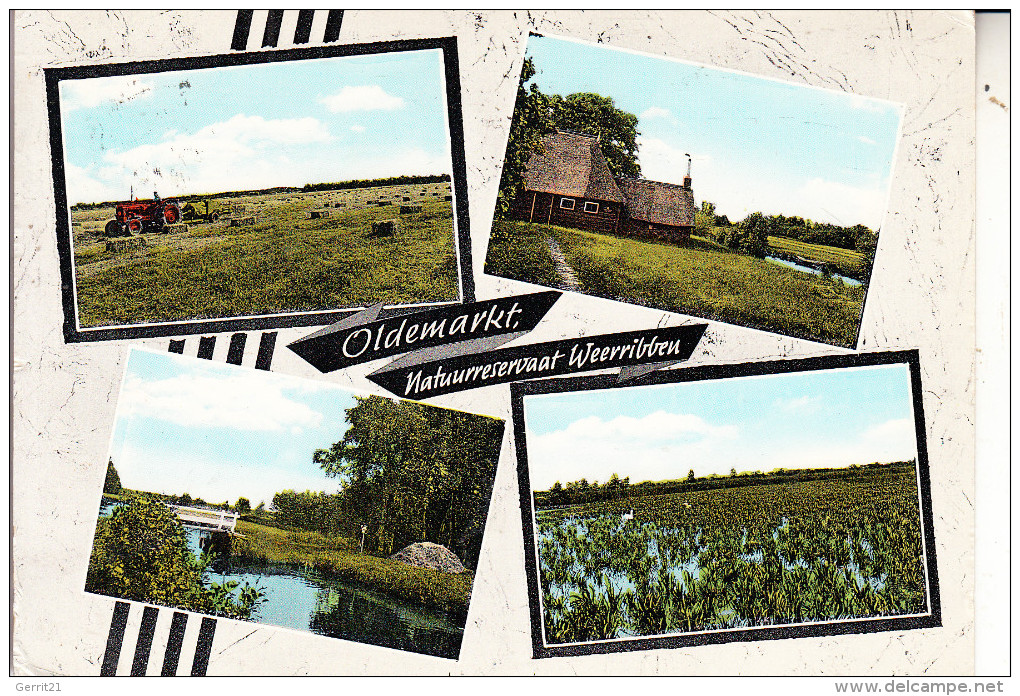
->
<box><xmin>754</xmin><ymin>213</ymin><xmax>878</xmax><ymax>253</ymax></box>
<box><xmin>301</xmin><ymin>173</ymin><xmax>451</xmax><ymax>193</ymax></box>
<box><xmin>534</xmin><ymin>460</ymin><xmax>916</xmax><ymax>509</ymax></box>
<box><xmin>70</xmin><ymin>174</ymin><xmax>451</xmax><ymax>210</ymax></box>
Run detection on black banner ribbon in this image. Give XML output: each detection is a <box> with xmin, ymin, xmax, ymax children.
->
<box><xmin>288</xmin><ymin>291</ymin><xmax>561</xmax><ymax>372</ymax></box>
<box><xmin>367</xmin><ymin>324</ymin><xmax>707</xmax><ymax>399</ymax></box>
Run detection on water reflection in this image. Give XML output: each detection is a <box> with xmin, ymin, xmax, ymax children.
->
<box><xmin>765</xmin><ymin>256</ymin><xmax>863</xmax><ymax>286</ymax></box>
<box><xmin>96</xmin><ymin>498</ymin><xmax>464</xmax><ymax>659</ymax></box>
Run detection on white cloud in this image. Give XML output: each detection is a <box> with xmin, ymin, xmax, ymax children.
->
<box><xmin>114</xmin><ymin>442</ymin><xmax>338</xmax><ymax>510</ymax></box>
<box><xmin>857</xmin><ymin>135</ymin><xmax>877</xmax><ymax>146</ymax></box>
<box><xmin>640</xmin><ymin>106</ymin><xmax>675</xmax><ymax>122</ymax></box>
<box><xmin>635</xmin><ymin>136</ymin><xmax>694</xmax><ymax>185</ymax></box>
<box><xmin>61</xmin><ymin>75</ymin><xmax>153</xmax><ymax>111</ymax></box>
<box><xmin>320</xmin><ymin>85</ymin><xmax>405</xmax><ymax>113</ymax></box>
<box><xmin>796</xmin><ymin>178</ymin><xmax>888</xmax><ymax>229</ymax></box>
<box><xmin>118</xmin><ymin>370</ymin><xmax>324</xmax><ymax>434</ymax></box>
<box><xmin>636</xmin><ymin>136</ymin><xmax>888</xmax><ymax>229</ymax></box>
<box><xmin>528</xmin><ymin>411</ymin><xmax>738</xmax><ymax>489</ymax></box>
<box><xmin>351</xmin><ymin>124</ymin><xmax>366</xmax><ymax>133</ymax></box>
<box><xmin>65</xmin><ymin>112</ymin><xmax>449</xmax><ymax>203</ymax></box>
<box><xmin>69</xmin><ymin>114</ymin><xmax>331</xmax><ymax>200</ymax></box>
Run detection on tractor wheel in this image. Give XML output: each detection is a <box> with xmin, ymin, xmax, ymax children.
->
<box><xmin>210</xmin><ymin>211</ymin><xmax>220</xmax><ymax>222</ymax></box>
<box><xmin>126</xmin><ymin>218</ymin><xmax>143</xmax><ymax>235</ymax></box>
<box><xmin>163</xmin><ymin>202</ymin><xmax>181</xmax><ymax>225</ymax></box>
<box><xmin>104</xmin><ymin>220</ymin><xmax>121</xmax><ymax>237</ymax></box>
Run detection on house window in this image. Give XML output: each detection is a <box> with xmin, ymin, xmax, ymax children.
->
<box><xmin>583</xmin><ymin>201</ymin><xmax>599</xmax><ymax>213</ymax></box>
<box><xmin>559</xmin><ymin>197</ymin><xmax>575</xmax><ymax>210</ymax></box>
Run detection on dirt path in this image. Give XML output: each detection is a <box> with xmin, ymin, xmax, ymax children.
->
<box><xmin>545</xmin><ymin>237</ymin><xmax>581</xmax><ymax>292</ymax></box>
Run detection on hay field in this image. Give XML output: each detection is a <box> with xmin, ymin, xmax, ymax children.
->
<box><xmin>70</xmin><ymin>182</ymin><xmax>458</xmax><ymax>328</ymax></box>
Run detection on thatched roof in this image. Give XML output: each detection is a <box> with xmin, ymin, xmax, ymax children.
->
<box><xmin>617</xmin><ymin>177</ymin><xmax>696</xmax><ymax>228</ymax></box>
<box><xmin>522</xmin><ymin>130</ymin><xmax>626</xmax><ymax>204</ymax></box>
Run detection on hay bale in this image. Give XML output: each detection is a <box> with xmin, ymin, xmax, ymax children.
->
<box><xmin>306</xmin><ymin>209</ymin><xmax>330</xmax><ymax>219</ymax></box>
<box><xmin>389</xmin><ymin>542</ymin><xmax>467</xmax><ymax>574</ymax></box>
<box><xmin>399</xmin><ymin>205</ymin><xmax>423</xmax><ymax>214</ymax></box>
<box><xmin>369</xmin><ymin>219</ymin><xmax>398</xmax><ymax>237</ymax></box>
<box><xmin>229</xmin><ymin>215</ymin><xmax>255</xmax><ymax>227</ymax></box>
<box><xmin>162</xmin><ymin>223</ymin><xmax>188</xmax><ymax>234</ymax></box>
<box><xmin>105</xmin><ymin>237</ymin><xmax>147</xmax><ymax>252</ymax></box>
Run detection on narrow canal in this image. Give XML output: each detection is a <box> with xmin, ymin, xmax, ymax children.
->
<box><xmin>98</xmin><ymin>499</ymin><xmax>464</xmax><ymax>658</ymax></box>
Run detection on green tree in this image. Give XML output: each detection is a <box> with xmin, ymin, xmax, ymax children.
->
<box><xmin>724</xmin><ymin>212</ymin><xmax>770</xmax><ymax>258</ymax></box>
<box><xmin>103</xmin><ymin>459</ymin><xmax>122</xmax><ymax>495</ymax></box>
<box><xmin>313</xmin><ymin>396</ymin><xmax>504</xmax><ymax>566</ymax></box>
<box><xmin>86</xmin><ymin>497</ymin><xmax>262</xmax><ymax>619</ymax></box>
<box><xmin>687</xmin><ymin>469</ymin><xmax>695</xmax><ymax>482</ymax></box>
<box><xmin>694</xmin><ymin>200</ymin><xmax>717</xmax><ymax>238</ymax></box>
<box><xmin>730</xmin><ymin>467</ymin><xmax>737</xmax><ymax>477</ymax></box>
<box><xmin>235</xmin><ymin>497</ymin><xmax>251</xmax><ymax>514</ymax></box>
<box><xmin>494</xmin><ymin>58</ymin><xmax>555</xmax><ymax>219</ymax></box>
<box><xmin>550</xmin><ymin>92</ymin><xmax>641</xmax><ymax>179</ymax></box>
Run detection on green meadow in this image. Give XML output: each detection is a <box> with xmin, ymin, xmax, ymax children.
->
<box><xmin>484</xmin><ymin>220</ymin><xmax>866</xmax><ymax>347</ymax></box>
<box><xmin>70</xmin><ymin>183</ymin><xmax>458</xmax><ymax>328</ymax></box>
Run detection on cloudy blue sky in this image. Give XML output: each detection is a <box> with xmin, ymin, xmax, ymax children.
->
<box><xmin>107</xmin><ymin>349</ymin><xmax>363</xmax><ymax>508</ymax></box>
<box><xmin>524</xmin><ymin>35</ymin><xmax>902</xmax><ymax>230</ymax></box>
<box><xmin>60</xmin><ymin>49</ymin><xmax>452</xmax><ymax>205</ymax></box>
<box><xmin>523</xmin><ymin>364</ymin><xmax>918</xmax><ymax>491</ymax></box>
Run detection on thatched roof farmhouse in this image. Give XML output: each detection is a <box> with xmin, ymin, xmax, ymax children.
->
<box><xmin>510</xmin><ymin>129</ymin><xmax>696</xmax><ymax>242</ymax></box>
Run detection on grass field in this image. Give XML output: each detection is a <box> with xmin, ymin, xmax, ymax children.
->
<box><xmin>533</xmin><ymin>464</ymin><xmax>926</xmax><ymax>644</ymax></box>
<box><xmin>70</xmin><ymin>182</ymin><xmax>458</xmax><ymax>328</ymax></box>
<box><xmin>484</xmin><ymin>220</ymin><xmax>866</xmax><ymax>347</ymax></box>
<box><xmin>231</xmin><ymin>519</ymin><xmax>473</xmax><ymax>619</ymax></box>
<box><xmin>767</xmin><ymin>235</ymin><xmax>866</xmax><ymax>279</ymax></box>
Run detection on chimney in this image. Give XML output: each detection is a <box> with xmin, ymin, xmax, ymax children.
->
<box><xmin>683</xmin><ymin>153</ymin><xmax>692</xmax><ymax>190</ymax></box>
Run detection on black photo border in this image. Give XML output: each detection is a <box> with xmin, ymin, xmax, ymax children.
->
<box><xmin>45</xmin><ymin>37</ymin><xmax>475</xmax><ymax>343</ymax></box>
<box><xmin>510</xmin><ymin>349</ymin><xmax>941</xmax><ymax>660</ymax></box>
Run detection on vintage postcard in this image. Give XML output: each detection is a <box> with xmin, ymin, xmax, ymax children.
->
<box><xmin>13</xmin><ymin>10</ymin><xmax>979</xmax><ymax>679</ymax></box>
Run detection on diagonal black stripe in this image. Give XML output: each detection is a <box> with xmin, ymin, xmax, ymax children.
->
<box><xmin>191</xmin><ymin>617</ymin><xmax>217</xmax><ymax>676</ymax></box>
<box><xmin>197</xmin><ymin>336</ymin><xmax>216</xmax><ymax>360</ymax></box>
<box><xmin>324</xmin><ymin>10</ymin><xmax>344</xmax><ymax>43</ymax></box>
<box><xmin>262</xmin><ymin>10</ymin><xmax>285</xmax><ymax>48</ymax></box>
<box><xmin>160</xmin><ymin>612</ymin><xmax>189</xmax><ymax>676</ymax></box>
<box><xmin>130</xmin><ymin>606</ymin><xmax>160</xmax><ymax>675</ymax></box>
<box><xmin>254</xmin><ymin>332</ymin><xmax>278</xmax><ymax>371</ymax></box>
<box><xmin>100</xmin><ymin>602</ymin><xmax>131</xmax><ymax>675</ymax></box>
<box><xmin>231</xmin><ymin>10</ymin><xmax>254</xmax><ymax>51</ymax></box>
<box><xmin>294</xmin><ymin>10</ymin><xmax>315</xmax><ymax>44</ymax></box>
<box><xmin>169</xmin><ymin>339</ymin><xmax>185</xmax><ymax>354</ymax></box>
<box><xmin>226</xmin><ymin>333</ymin><xmax>247</xmax><ymax>365</ymax></box>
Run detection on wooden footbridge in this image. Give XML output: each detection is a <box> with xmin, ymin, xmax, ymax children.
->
<box><xmin>169</xmin><ymin>505</ymin><xmax>238</xmax><ymax>533</ymax></box>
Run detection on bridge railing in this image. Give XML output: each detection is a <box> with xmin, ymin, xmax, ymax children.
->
<box><xmin>167</xmin><ymin>505</ymin><xmax>239</xmax><ymax>532</ymax></box>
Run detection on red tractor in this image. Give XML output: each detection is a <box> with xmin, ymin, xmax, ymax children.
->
<box><xmin>104</xmin><ymin>195</ymin><xmax>186</xmax><ymax>237</ymax></box>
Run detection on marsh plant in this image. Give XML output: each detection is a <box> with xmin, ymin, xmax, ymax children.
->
<box><xmin>535</xmin><ymin>465</ymin><xmax>927</xmax><ymax>644</ymax></box>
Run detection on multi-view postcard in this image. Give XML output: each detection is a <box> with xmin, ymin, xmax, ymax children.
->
<box><xmin>13</xmin><ymin>10</ymin><xmax>982</xmax><ymax>679</ymax></box>
<box><xmin>49</xmin><ymin>39</ymin><xmax>471</xmax><ymax>341</ymax></box>
<box><xmin>87</xmin><ymin>348</ymin><xmax>504</xmax><ymax>659</ymax></box>
<box><xmin>485</xmin><ymin>35</ymin><xmax>901</xmax><ymax>348</ymax></box>
<box><xmin>513</xmin><ymin>353</ymin><xmax>939</xmax><ymax>657</ymax></box>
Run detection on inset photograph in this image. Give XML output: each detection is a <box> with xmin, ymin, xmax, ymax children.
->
<box><xmin>485</xmin><ymin>35</ymin><xmax>901</xmax><ymax>348</ymax></box>
<box><xmin>48</xmin><ymin>39</ymin><xmax>471</xmax><ymax>340</ymax></box>
<box><xmin>87</xmin><ymin>349</ymin><xmax>504</xmax><ymax>660</ymax></box>
<box><xmin>513</xmin><ymin>353</ymin><xmax>938</xmax><ymax>657</ymax></box>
